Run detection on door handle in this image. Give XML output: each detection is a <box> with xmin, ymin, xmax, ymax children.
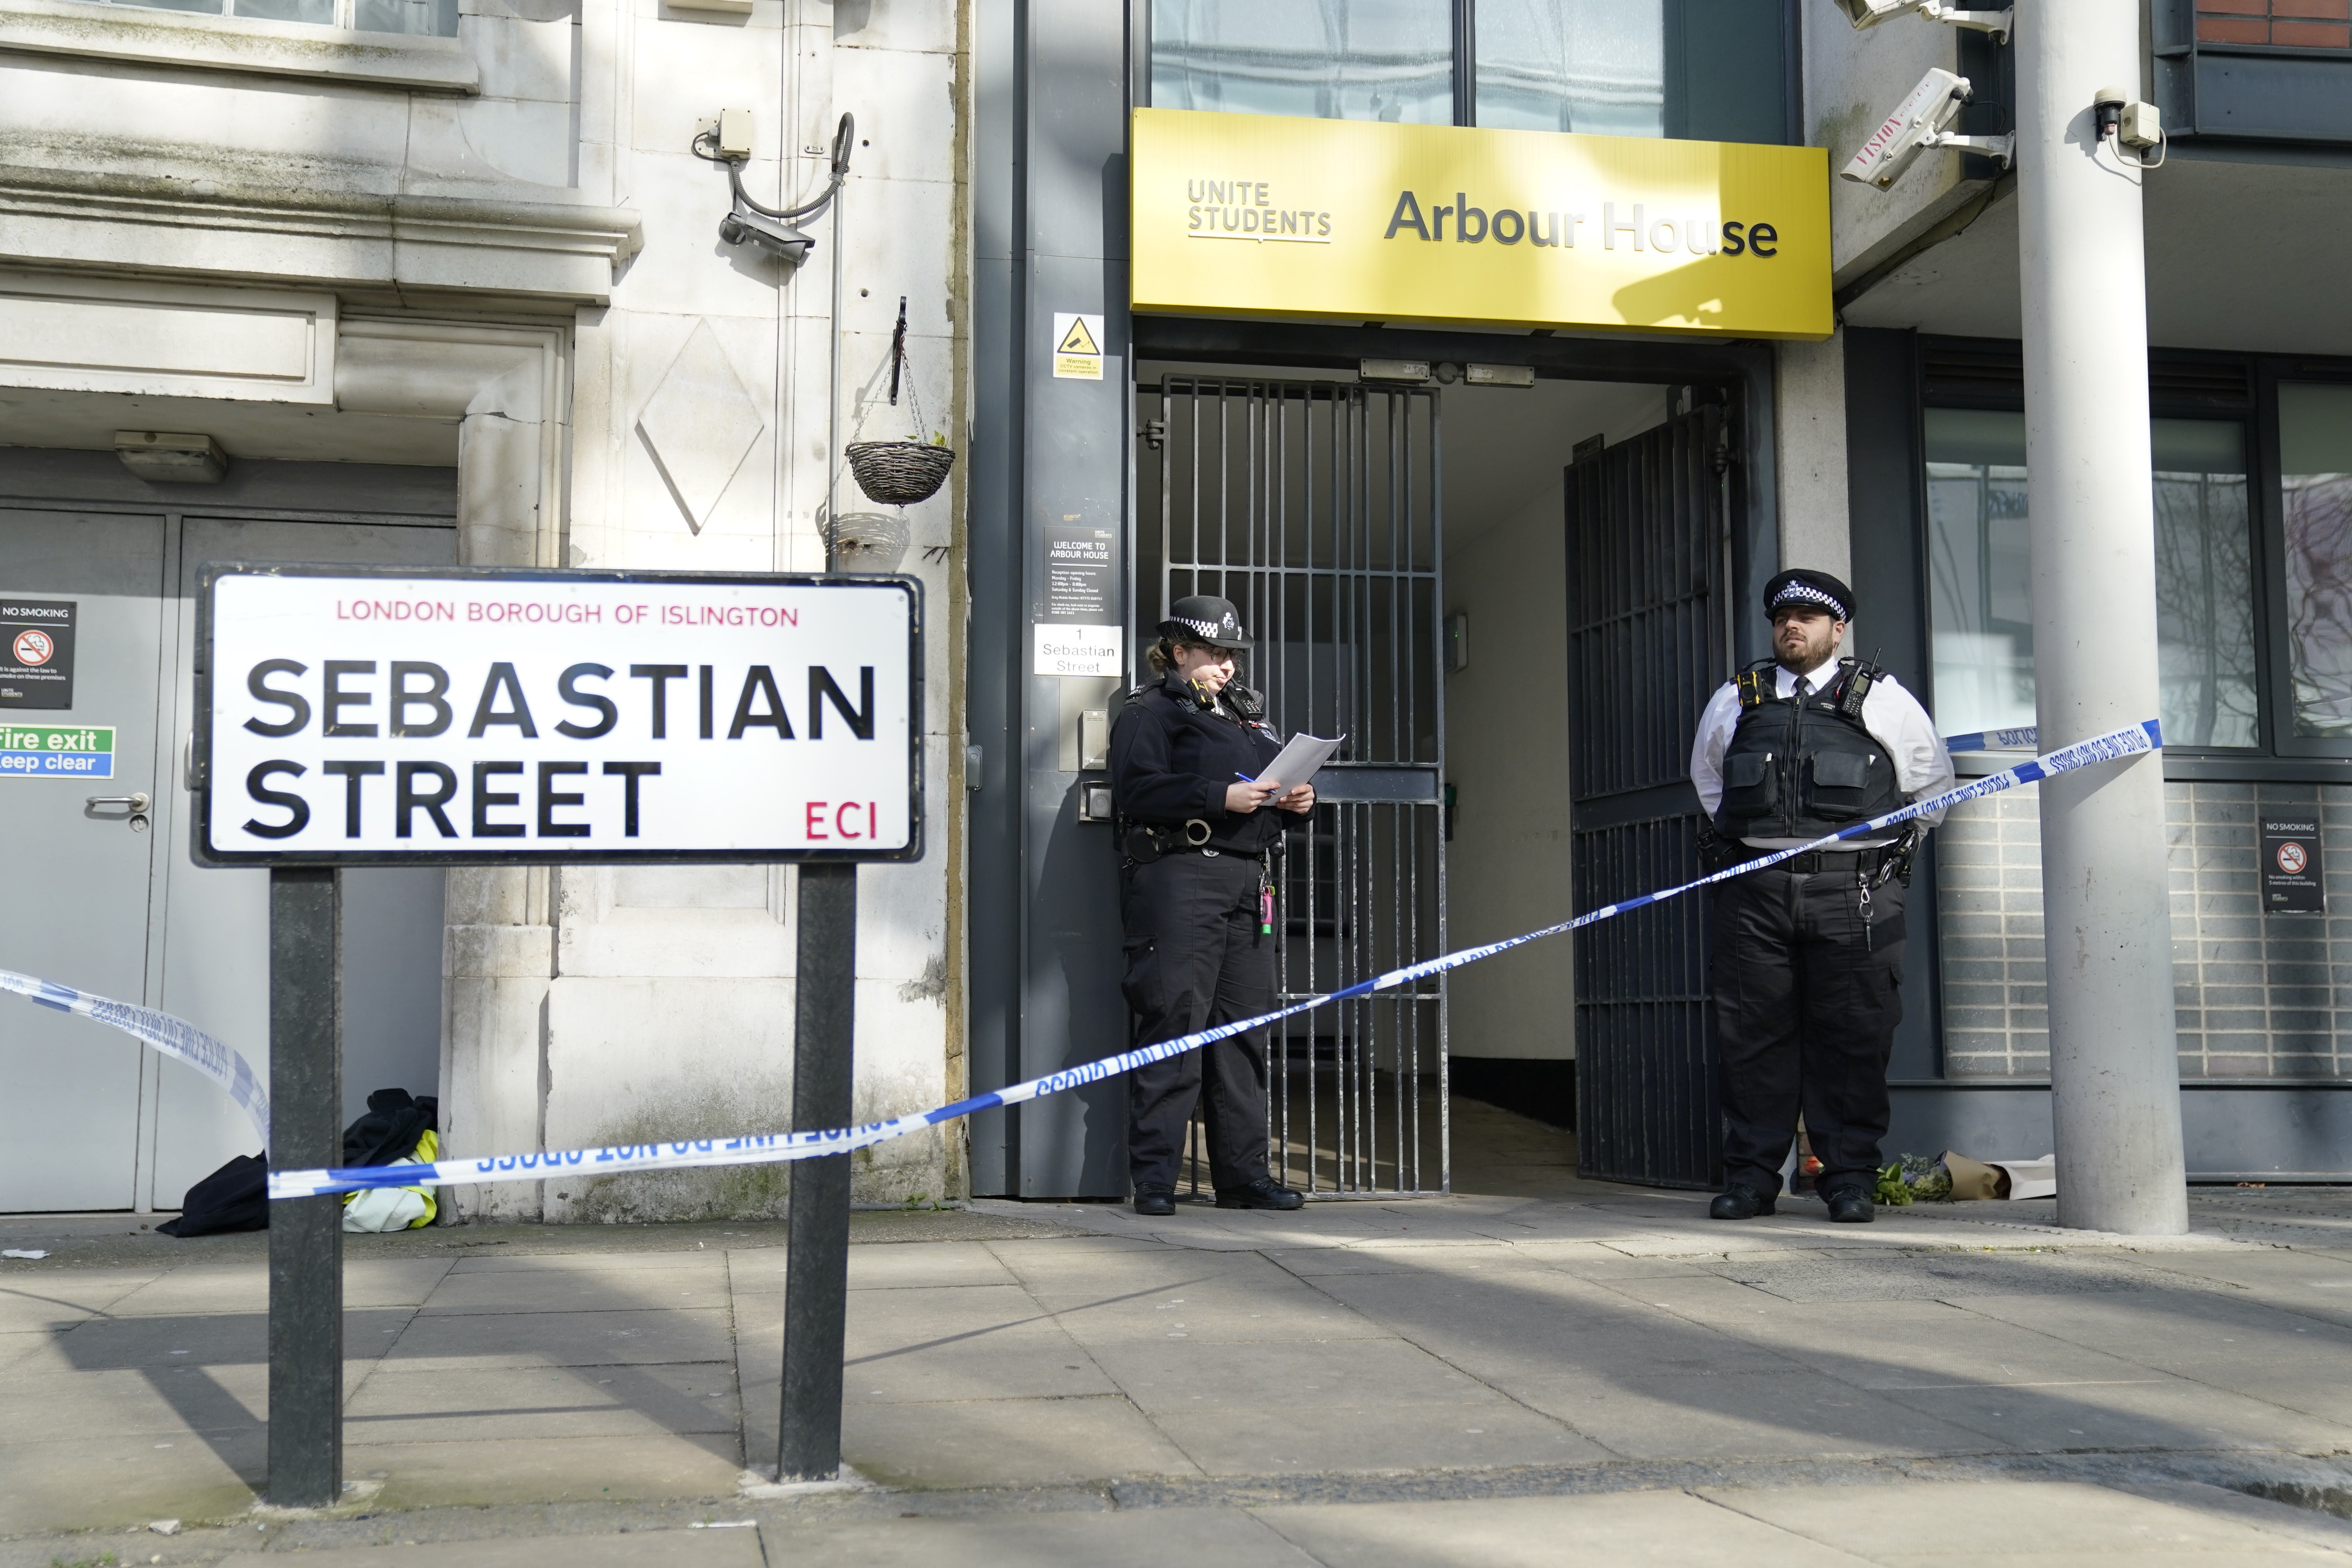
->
<box><xmin>86</xmin><ymin>793</ymin><xmax>151</xmax><ymax>812</ymax></box>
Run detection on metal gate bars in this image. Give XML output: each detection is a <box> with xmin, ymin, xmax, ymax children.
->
<box><xmin>1565</xmin><ymin>404</ymin><xmax>1733</xmax><ymax>1190</ymax></box>
<box><xmin>1148</xmin><ymin>376</ymin><xmax>1448</xmax><ymax>1197</ymax></box>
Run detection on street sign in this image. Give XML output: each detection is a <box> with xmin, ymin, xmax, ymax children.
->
<box><xmin>193</xmin><ymin>566</ymin><xmax>923</xmax><ymax>866</ymax></box>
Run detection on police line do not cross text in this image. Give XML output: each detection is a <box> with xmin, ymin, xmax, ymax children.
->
<box><xmin>195</xmin><ymin>566</ymin><xmax>922</xmax><ymax>866</ymax></box>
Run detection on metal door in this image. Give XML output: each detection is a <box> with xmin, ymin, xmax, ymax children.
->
<box><xmin>1150</xmin><ymin>376</ymin><xmax>1446</xmax><ymax>1196</ymax></box>
<box><xmin>1566</xmin><ymin>406</ymin><xmax>1731</xmax><ymax>1189</ymax></box>
<box><xmin>0</xmin><ymin>510</ymin><xmax>169</xmax><ymax>1210</ymax></box>
<box><xmin>148</xmin><ymin>516</ymin><xmax>457</xmax><ymax>1203</ymax></box>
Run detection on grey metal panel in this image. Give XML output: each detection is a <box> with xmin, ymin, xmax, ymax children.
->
<box><xmin>2188</xmin><ymin>53</ymin><xmax>2352</xmax><ymax>143</ymax></box>
<box><xmin>967</xmin><ymin>0</ymin><xmax>1132</xmax><ymax>1199</ymax></box>
<box><xmin>0</xmin><ymin>450</ymin><xmax>458</xmax><ymax>517</ymax></box>
<box><xmin>966</xmin><ymin>0</ymin><xmax>1022</xmax><ymax>1195</ymax></box>
<box><xmin>1844</xmin><ymin>326</ymin><xmax>1945</xmax><ymax>1081</ymax></box>
<box><xmin>1889</xmin><ymin>1082</ymin><xmax>2352</xmax><ymax>1180</ymax></box>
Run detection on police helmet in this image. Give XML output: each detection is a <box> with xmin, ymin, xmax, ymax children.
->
<box><xmin>1158</xmin><ymin>595</ymin><xmax>1252</xmax><ymax>651</ymax></box>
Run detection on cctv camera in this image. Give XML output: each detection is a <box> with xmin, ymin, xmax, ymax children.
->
<box><xmin>719</xmin><ymin>209</ymin><xmax>815</xmax><ymax>267</ymax></box>
<box><xmin>1841</xmin><ymin>68</ymin><xmax>1971</xmax><ymax>189</ymax></box>
<box><xmin>1834</xmin><ymin>0</ymin><xmax>1922</xmax><ymax>25</ymax></box>
<box><xmin>1832</xmin><ymin>0</ymin><xmax>2012</xmax><ymax>37</ymax></box>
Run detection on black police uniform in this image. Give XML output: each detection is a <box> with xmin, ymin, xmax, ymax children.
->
<box><xmin>1109</xmin><ymin>669</ymin><xmax>1310</xmax><ymax>1199</ymax></box>
<box><xmin>1710</xmin><ymin>654</ymin><xmax>1913</xmax><ymax>1209</ymax></box>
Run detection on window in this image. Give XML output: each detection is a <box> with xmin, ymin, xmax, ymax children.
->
<box><xmin>2280</xmin><ymin>384</ymin><xmax>2352</xmax><ymax>740</ymax></box>
<box><xmin>1474</xmin><ymin>0</ymin><xmax>1663</xmax><ymax>138</ymax></box>
<box><xmin>1924</xmin><ymin>408</ymin><xmax>2258</xmax><ymax>748</ymax></box>
<box><xmin>1146</xmin><ymin>0</ymin><xmax>1784</xmax><ymax>140</ymax></box>
<box><xmin>82</xmin><ymin>0</ymin><xmax>457</xmax><ymax>36</ymax></box>
<box><xmin>1150</xmin><ymin>0</ymin><xmax>1455</xmax><ymax>125</ymax></box>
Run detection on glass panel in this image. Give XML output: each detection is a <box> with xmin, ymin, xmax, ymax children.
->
<box><xmin>2281</xmin><ymin>384</ymin><xmax>2352</xmax><ymax>740</ymax></box>
<box><xmin>1474</xmin><ymin>0</ymin><xmax>1663</xmax><ymax>137</ymax></box>
<box><xmin>87</xmin><ymin>0</ymin><xmax>227</xmax><ymax>15</ymax></box>
<box><xmin>1924</xmin><ymin>409</ymin><xmax>2034</xmax><ymax>737</ymax></box>
<box><xmin>2150</xmin><ymin>419</ymin><xmax>2256</xmax><ymax>748</ymax></box>
<box><xmin>1151</xmin><ymin>0</ymin><xmax>1454</xmax><ymax>125</ymax></box>
<box><xmin>1924</xmin><ymin>409</ymin><xmax>2258</xmax><ymax>747</ymax></box>
<box><xmin>356</xmin><ymin>0</ymin><xmax>457</xmax><ymax>33</ymax></box>
<box><xmin>233</xmin><ymin>0</ymin><xmax>335</xmax><ymax>22</ymax></box>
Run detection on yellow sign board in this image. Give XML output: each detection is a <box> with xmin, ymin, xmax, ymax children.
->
<box><xmin>1130</xmin><ymin>108</ymin><xmax>1832</xmax><ymax>341</ymax></box>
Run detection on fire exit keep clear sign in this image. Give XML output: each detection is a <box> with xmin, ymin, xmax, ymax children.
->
<box><xmin>194</xmin><ymin>566</ymin><xmax>922</xmax><ymax>865</ymax></box>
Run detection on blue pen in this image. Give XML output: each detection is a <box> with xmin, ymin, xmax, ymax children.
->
<box><xmin>1234</xmin><ymin>771</ymin><xmax>1255</xmax><ymax>782</ymax></box>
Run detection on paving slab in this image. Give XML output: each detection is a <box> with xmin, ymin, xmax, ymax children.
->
<box><xmin>362</xmin><ymin>1432</ymin><xmax>745</xmax><ymax>1510</ymax></box>
<box><xmin>385</xmin><ymin>1306</ymin><xmax>735</xmax><ymax>1371</ymax></box>
<box><xmin>1508</xmin><ymin>1368</ymin><xmax>2009</xmax><ymax>1462</ymax></box>
<box><xmin>831</xmin><ymin>1395</ymin><xmax>1204</xmax><ymax>1490</ymax></box>
<box><xmin>211</xmin><ymin>1532</ymin><xmax>764</xmax><ymax>1568</ymax></box>
<box><xmin>419</xmin><ymin>1263</ymin><xmax>724</xmax><ymax>1316</ymax></box>
<box><xmin>0</xmin><ymin>1430</ymin><xmax>263</xmax><ymax>1535</ymax></box>
<box><xmin>1150</xmin><ymin>1400</ymin><xmax>1608</xmax><ymax>1476</ymax></box>
<box><xmin>764</xmin><ymin>1505</ymin><xmax>1314</xmax><ymax>1567</ymax></box>
<box><xmin>342</xmin><ymin>1360</ymin><xmax>741</xmax><ymax>1442</ymax></box>
<box><xmin>1704</xmin><ymin>1478</ymin><xmax>2352</xmax><ymax>1563</ymax></box>
<box><xmin>1254</xmin><ymin>1488</ymin><xmax>1884</xmax><ymax>1567</ymax></box>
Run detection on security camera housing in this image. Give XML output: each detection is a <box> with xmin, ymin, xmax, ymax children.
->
<box><xmin>719</xmin><ymin>209</ymin><xmax>816</xmax><ymax>267</ymax></box>
<box><xmin>1841</xmin><ymin>67</ymin><xmax>1972</xmax><ymax>189</ymax></box>
<box><xmin>1832</xmin><ymin>0</ymin><xmax>2013</xmax><ymax>37</ymax></box>
<box><xmin>1835</xmin><ymin>0</ymin><xmax>1921</xmax><ymax>25</ymax></box>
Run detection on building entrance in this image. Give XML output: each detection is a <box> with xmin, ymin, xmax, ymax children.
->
<box><xmin>1136</xmin><ymin>367</ymin><xmax>1713</xmax><ymax>1196</ymax></box>
<box><xmin>0</xmin><ymin>458</ymin><xmax>455</xmax><ymax>1212</ymax></box>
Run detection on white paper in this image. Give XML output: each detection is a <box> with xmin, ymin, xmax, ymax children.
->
<box><xmin>1254</xmin><ymin>733</ymin><xmax>1342</xmax><ymax>795</ymax></box>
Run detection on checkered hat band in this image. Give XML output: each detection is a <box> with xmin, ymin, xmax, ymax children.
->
<box><xmin>1771</xmin><ymin>583</ymin><xmax>1847</xmax><ymax>619</ymax></box>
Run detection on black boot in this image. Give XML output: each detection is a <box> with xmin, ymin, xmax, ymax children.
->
<box><xmin>1133</xmin><ymin>1183</ymin><xmax>1176</xmax><ymax>1218</ymax></box>
<box><xmin>1824</xmin><ymin>1185</ymin><xmax>1875</xmax><ymax>1223</ymax></box>
<box><xmin>1710</xmin><ymin>1184</ymin><xmax>1777</xmax><ymax>1220</ymax></box>
<box><xmin>1213</xmin><ymin>1177</ymin><xmax>1304</xmax><ymax>1210</ymax></box>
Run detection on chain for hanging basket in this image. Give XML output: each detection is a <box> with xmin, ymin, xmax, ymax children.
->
<box><xmin>846</xmin><ymin>296</ymin><xmax>957</xmax><ymax>506</ymax></box>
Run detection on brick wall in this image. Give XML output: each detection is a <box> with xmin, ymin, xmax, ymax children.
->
<box><xmin>1933</xmin><ymin>780</ymin><xmax>2352</xmax><ymax>1078</ymax></box>
<box><xmin>2197</xmin><ymin>0</ymin><xmax>2352</xmax><ymax>49</ymax></box>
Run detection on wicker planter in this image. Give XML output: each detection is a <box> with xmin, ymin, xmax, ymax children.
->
<box><xmin>846</xmin><ymin>440</ymin><xmax>956</xmax><ymax>505</ymax></box>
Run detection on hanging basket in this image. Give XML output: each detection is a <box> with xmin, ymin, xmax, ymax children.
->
<box><xmin>846</xmin><ymin>440</ymin><xmax>955</xmax><ymax>506</ymax></box>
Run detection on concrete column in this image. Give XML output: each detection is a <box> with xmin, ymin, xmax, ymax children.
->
<box><xmin>2016</xmin><ymin>0</ymin><xmax>2188</xmax><ymax>1234</ymax></box>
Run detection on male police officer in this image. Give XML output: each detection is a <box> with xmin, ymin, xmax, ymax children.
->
<box><xmin>1109</xmin><ymin>596</ymin><xmax>1314</xmax><ymax>1217</ymax></box>
<box><xmin>1689</xmin><ymin>570</ymin><xmax>1954</xmax><ymax>1223</ymax></box>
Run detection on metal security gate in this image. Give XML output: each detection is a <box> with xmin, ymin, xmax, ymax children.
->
<box><xmin>1147</xmin><ymin>376</ymin><xmax>1447</xmax><ymax>1196</ymax></box>
<box><xmin>1566</xmin><ymin>405</ymin><xmax>1732</xmax><ymax>1189</ymax></box>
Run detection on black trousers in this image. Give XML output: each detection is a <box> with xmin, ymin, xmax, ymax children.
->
<box><xmin>1710</xmin><ymin>865</ymin><xmax>1906</xmax><ymax>1199</ymax></box>
<box><xmin>1120</xmin><ymin>849</ymin><xmax>1275</xmax><ymax>1192</ymax></box>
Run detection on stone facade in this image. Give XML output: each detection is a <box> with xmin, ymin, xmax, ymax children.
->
<box><xmin>0</xmin><ymin>0</ymin><xmax>967</xmax><ymax>1218</ymax></box>
<box><xmin>1937</xmin><ymin>779</ymin><xmax>2352</xmax><ymax>1080</ymax></box>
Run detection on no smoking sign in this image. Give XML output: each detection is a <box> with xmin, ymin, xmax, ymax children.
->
<box><xmin>2262</xmin><ymin>817</ymin><xmax>2325</xmax><ymax>913</ymax></box>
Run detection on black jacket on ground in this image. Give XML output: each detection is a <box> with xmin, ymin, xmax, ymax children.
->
<box><xmin>1108</xmin><ymin>673</ymin><xmax>1312</xmax><ymax>854</ymax></box>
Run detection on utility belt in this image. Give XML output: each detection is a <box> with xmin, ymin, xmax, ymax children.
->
<box><xmin>1120</xmin><ymin>818</ymin><xmax>1269</xmax><ymax>867</ymax></box>
<box><xmin>1699</xmin><ymin>822</ymin><xmax>1918</xmax><ymax>887</ymax></box>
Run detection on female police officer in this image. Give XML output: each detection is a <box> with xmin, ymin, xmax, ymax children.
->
<box><xmin>1109</xmin><ymin>595</ymin><xmax>1314</xmax><ymax>1217</ymax></box>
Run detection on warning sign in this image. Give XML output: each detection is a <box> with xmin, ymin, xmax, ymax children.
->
<box><xmin>2262</xmin><ymin>817</ymin><xmax>2325</xmax><ymax>914</ymax></box>
<box><xmin>0</xmin><ymin>598</ymin><xmax>75</xmax><ymax>710</ymax></box>
<box><xmin>1052</xmin><ymin>312</ymin><xmax>1105</xmax><ymax>380</ymax></box>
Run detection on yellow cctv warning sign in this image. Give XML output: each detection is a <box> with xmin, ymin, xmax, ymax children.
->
<box><xmin>1052</xmin><ymin>312</ymin><xmax>1105</xmax><ymax>379</ymax></box>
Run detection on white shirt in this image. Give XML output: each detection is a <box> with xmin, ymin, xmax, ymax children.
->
<box><xmin>1688</xmin><ymin>655</ymin><xmax>1955</xmax><ymax>848</ymax></box>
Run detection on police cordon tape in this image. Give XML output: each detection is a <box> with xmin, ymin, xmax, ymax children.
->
<box><xmin>0</xmin><ymin>718</ymin><xmax>2152</xmax><ymax>1200</ymax></box>
<box><xmin>0</xmin><ymin>969</ymin><xmax>272</xmax><ymax>1150</ymax></box>
<box><xmin>255</xmin><ymin>716</ymin><xmax>2160</xmax><ymax>1201</ymax></box>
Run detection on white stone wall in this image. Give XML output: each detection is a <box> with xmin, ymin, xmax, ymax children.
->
<box><xmin>0</xmin><ymin>0</ymin><xmax>968</xmax><ymax>1220</ymax></box>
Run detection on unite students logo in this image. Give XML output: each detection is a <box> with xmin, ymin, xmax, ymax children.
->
<box><xmin>1185</xmin><ymin>176</ymin><xmax>1332</xmax><ymax>243</ymax></box>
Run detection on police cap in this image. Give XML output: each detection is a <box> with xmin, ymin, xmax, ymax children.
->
<box><xmin>1764</xmin><ymin>568</ymin><xmax>1855</xmax><ymax>625</ymax></box>
<box><xmin>1158</xmin><ymin>595</ymin><xmax>1252</xmax><ymax>650</ymax></box>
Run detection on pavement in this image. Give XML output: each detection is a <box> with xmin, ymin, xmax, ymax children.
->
<box><xmin>6</xmin><ymin>1097</ymin><xmax>2352</xmax><ymax>1564</ymax></box>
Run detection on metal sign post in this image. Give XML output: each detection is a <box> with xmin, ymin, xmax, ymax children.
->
<box><xmin>779</xmin><ymin>860</ymin><xmax>855</xmax><ymax>1479</ymax></box>
<box><xmin>193</xmin><ymin>565</ymin><xmax>922</xmax><ymax>1500</ymax></box>
<box><xmin>266</xmin><ymin>864</ymin><xmax>341</xmax><ymax>1507</ymax></box>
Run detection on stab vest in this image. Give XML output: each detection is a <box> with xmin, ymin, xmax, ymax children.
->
<box><xmin>1713</xmin><ymin>657</ymin><xmax>1907</xmax><ymax>840</ymax></box>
